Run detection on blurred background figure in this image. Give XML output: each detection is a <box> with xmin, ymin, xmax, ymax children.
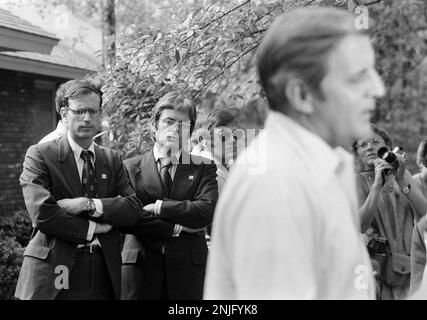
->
<box><xmin>408</xmin><ymin>140</ymin><xmax>427</xmax><ymax>297</ymax></box>
<box><xmin>191</xmin><ymin>108</ymin><xmax>241</xmax><ymax>242</ymax></box>
<box><xmin>413</xmin><ymin>140</ymin><xmax>427</xmax><ymax>198</ymax></box>
<box><xmin>353</xmin><ymin>125</ymin><xmax>426</xmax><ymax>300</ymax></box>
<box><xmin>192</xmin><ymin>108</ymin><xmax>240</xmax><ymax>193</ymax></box>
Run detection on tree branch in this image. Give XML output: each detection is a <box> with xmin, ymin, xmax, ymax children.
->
<box><xmin>192</xmin><ymin>43</ymin><xmax>257</xmax><ymax>98</ymax></box>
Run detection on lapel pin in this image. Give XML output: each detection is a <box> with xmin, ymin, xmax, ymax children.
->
<box><xmin>189</xmin><ymin>175</ymin><xmax>194</xmax><ymax>180</ymax></box>
<box><xmin>102</xmin><ymin>174</ymin><xmax>107</xmax><ymax>179</ymax></box>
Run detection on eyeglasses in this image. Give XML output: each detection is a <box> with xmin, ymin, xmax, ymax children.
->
<box><xmin>357</xmin><ymin>138</ymin><xmax>381</xmax><ymax>149</ymax></box>
<box><xmin>68</xmin><ymin>108</ymin><xmax>101</xmax><ymax>119</ymax></box>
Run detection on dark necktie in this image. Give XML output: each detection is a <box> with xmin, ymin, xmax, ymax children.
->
<box><xmin>159</xmin><ymin>157</ymin><xmax>173</xmax><ymax>197</ymax></box>
<box><xmin>81</xmin><ymin>150</ymin><xmax>98</xmax><ymax>198</ymax></box>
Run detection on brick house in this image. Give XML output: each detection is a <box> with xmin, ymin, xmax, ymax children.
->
<box><xmin>0</xmin><ymin>8</ymin><xmax>100</xmax><ymax>213</ymax></box>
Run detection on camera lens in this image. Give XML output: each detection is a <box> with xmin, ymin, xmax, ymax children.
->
<box><xmin>377</xmin><ymin>147</ymin><xmax>397</xmax><ymax>164</ymax></box>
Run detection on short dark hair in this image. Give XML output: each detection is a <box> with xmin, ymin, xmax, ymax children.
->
<box><xmin>417</xmin><ymin>140</ymin><xmax>427</xmax><ymax>169</ymax></box>
<box><xmin>202</xmin><ymin>108</ymin><xmax>237</xmax><ymax>132</ymax></box>
<box><xmin>256</xmin><ymin>7</ymin><xmax>367</xmax><ymax>113</ymax></box>
<box><xmin>150</xmin><ymin>92</ymin><xmax>197</xmax><ymax>141</ymax></box>
<box><xmin>55</xmin><ymin>79</ymin><xmax>102</xmax><ymax>113</ymax></box>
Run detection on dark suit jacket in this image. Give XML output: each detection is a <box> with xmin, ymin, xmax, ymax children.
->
<box><xmin>15</xmin><ymin>135</ymin><xmax>147</xmax><ymax>300</ymax></box>
<box><xmin>121</xmin><ymin>150</ymin><xmax>218</xmax><ymax>300</ymax></box>
<box><xmin>409</xmin><ymin>216</ymin><xmax>427</xmax><ymax>296</ymax></box>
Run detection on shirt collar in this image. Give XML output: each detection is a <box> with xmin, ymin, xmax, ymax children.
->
<box><xmin>266</xmin><ymin>110</ymin><xmax>351</xmax><ymax>183</ymax></box>
<box><xmin>153</xmin><ymin>142</ymin><xmax>181</xmax><ymax>163</ymax></box>
<box><xmin>67</xmin><ymin>131</ymin><xmax>96</xmax><ymax>162</ymax></box>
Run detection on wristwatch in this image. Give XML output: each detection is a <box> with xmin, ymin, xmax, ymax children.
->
<box><xmin>86</xmin><ymin>198</ymin><xmax>96</xmax><ymax>217</ymax></box>
<box><xmin>401</xmin><ymin>184</ymin><xmax>411</xmax><ymax>195</ymax></box>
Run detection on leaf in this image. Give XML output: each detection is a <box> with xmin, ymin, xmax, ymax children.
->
<box><xmin>175</xmin><ymin>49</ymin><xmax>181</xmax><ymax>63</ymax></box>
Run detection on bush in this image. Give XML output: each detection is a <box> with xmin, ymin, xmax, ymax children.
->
<box><xmin>0</xmin><ymin>230</ymin><xmax>24</xmax><ymax>299</ymax></box>
<box><xmin>0</xmin><ymin>209</ymin><xmax>32</xmax><ymax>300</ymax></box>
<box><xmin>0</xmin><ymin>209</ymin><xmax>32</xmax><ymax>246</ymax></box>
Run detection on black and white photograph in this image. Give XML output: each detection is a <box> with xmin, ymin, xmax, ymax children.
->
<box><xmin>0</xmin><ymin>0</ymin><xmax>427</xmax><ymax>312</ymax></box>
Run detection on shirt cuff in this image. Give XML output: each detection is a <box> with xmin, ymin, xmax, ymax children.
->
<box><xmin>86</xmin><ymin>220</ymin><xmax>96</xmax><ymax>242</ymax></box>
<box><xmin>172</xmin><ymin>224</ymin><xmax>183</xmax><ymax>237</ymax></box>
<box><xmin>92</xmin><ymin>199</ymin><xmax>103</xmax><ymax>217</ymax></box>
<box><xmin>154</xmin><ymin>200</ymin><xmax>163</xmax><ymax>215</ymax></box>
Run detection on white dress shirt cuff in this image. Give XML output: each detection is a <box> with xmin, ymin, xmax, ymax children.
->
<box><xmin>172</xmin><ymin>224</ymin><xmax>183</xmax><ymax>237</ymax></box>
<box><xmin>155</xmin><ymin>200</ymin><xmax>163</xmax><ymax>215</ymax></box>
<box><xmin>93</xmin><ymin>199</ymin><xmax>103</xmax><ymax>217</ymax></box>
<box><xmin>86</xmin><ymin>220</ymin><xmax>96</xmax><ymax>242</ymax></box>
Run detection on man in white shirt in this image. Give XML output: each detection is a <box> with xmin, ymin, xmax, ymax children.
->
<box><xmin>204</xmin><ymin>7</ymin><xmax>385</xmax><ymax>299</ymax></box>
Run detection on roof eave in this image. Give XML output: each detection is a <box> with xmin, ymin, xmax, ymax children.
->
<box><xmin>0</xmin><ymin>53</ymin><xmax>96</xmax><ymax>79</ymax></box>
<box><xmin>0</xmin><ymin>26</ymin><xmax>59</xmax><ymax>54</ymax></box>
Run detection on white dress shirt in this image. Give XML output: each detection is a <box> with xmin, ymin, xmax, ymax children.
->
<box><xmin>67</xmin><ymin>132</ymin><xmax>102</xmax><ymax>245</ymax></box>
<box><xmin>204</xmin><ymin>110</ymin><xmax>375</xmax><ymax>300</ymax></box>
<box><xmin>152</xmin><ymin>143</ymin><xmax>182</xmax><ymax>237</ymax></box>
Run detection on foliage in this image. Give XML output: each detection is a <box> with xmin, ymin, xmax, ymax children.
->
<box><xmin>0</xmin><ymin>209</ymin><xmax>31</xmax><ymax>300</ymax></box>
<box><xmin>94</xmin><ymin>0</ymin><xmax>427</xmax><ymax>172</ymax></box>
<box><xmin>97</xmin><ymin>0</ymin><xmax>327</xmax><ymax>158</ymax></box>
<box><xmin>8</xmin><ymin>0</ymin><xmax>427</xmax><ymax>170</ymax></box>
<box><xmin>0</xmin><ymin>209</ymin><xmax>32</xmax><ymax>246</ymax></box>
<box><xmin>368</xmin><ymin>0</ymin><xmax>427</xmax><ymax>172</ymax></box>
<box><xmin>0</xmin><ymin>230</ymin><xmax>23</xmax><ymax>300</ymax></box>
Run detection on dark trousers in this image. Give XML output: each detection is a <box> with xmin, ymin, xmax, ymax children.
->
<box><xmin>159</xmin><ymin>254</ymin><xmax>169</xmax><ymax>300</ymax></box>
<box><xmin>56</xmin><ymin>247</ymin><xmax>115</xmax><ymax>300</ymax></box>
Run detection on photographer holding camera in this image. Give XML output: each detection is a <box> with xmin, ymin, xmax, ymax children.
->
<box><xmin>353</xmin><ymin>125</ymin><xmax>427</xmax><ymax>300</ymax></box>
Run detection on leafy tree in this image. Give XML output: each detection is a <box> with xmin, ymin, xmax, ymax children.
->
<box><xmin>99</xmin><ymin>0</ymin><xmax>427</xmax><ymax>163</ymax></box>
<box><xmin>367</xmin><ymin>0</ymin><xmax>427</xmax><ymax>172</ymax></box>
<box><xmin>98</xmin><ymin>0</ymin><xmax>327</xmax><ymax>158</ymax></box>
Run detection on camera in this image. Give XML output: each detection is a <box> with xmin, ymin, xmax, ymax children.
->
<box><xmin>377</xmin><ymin>146</ymin><xmax>401</xmax><ymax>174</ymax></box>
<box><xmin>367</xmin><ymin>236</ymin><xmax>389</xmax><ymax>255</ymax></box>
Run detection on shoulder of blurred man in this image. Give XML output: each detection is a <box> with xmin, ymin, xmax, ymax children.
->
<box><xmin>38</xmin><ymin>120</ymin><xmax>67</xmax><ymax>144</ymax></box>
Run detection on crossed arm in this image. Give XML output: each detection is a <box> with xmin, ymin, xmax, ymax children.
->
<box><xmin>20</xmin><ymin>145</ymin><xmax>161</xmax><ymax>243</ymax></box>
<box><xmin>155</xmin><ymin>163</ymin><xmax>219</xmax><ymax>229</ymax></box>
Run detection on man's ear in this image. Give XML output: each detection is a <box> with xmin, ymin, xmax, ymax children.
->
<box><xmin>150</xmin><ymin>121</ymin><xmax>157</xmax><ymax>142</ymax></box>
<box><xmin>285</xmin><ymin>78</ymin><xmax>314</xmax><ymax>115</ymax></box>
<box><xmin>60</xmin><ymin>107</ymin><xmax>68</xmax><ymax>127</ymax></box>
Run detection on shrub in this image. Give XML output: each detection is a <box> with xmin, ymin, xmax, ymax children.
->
<box><xmin>0</xmin><ymin>209</ymin><xmax>31</xmax><ymax>300</ymax></box>
<box><xmin>0</xmin><ymin>230</ymin><xmax>24</xmax><ymax>299</ymax></box>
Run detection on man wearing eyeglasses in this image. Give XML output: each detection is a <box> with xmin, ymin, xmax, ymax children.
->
<box><xmin>15</xmin><ymin>79</ymin><xmax>159</xmax><ymax>300</ymax></box>
<box><xmin>121</xmin><ymin>91</ymin><xmax>218</xmax><ymax>300</ymax></box>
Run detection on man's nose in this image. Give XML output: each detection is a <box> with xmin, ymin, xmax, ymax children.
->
<box><xmin>170</xmin><ymin>122</ymin><xmax>180</xmax><ymax>132</ymax></box>
<box><xmin>83</xmin><ymin>111</ymin><xmax>92</xmax><ymax>121</ymax></box>
<box><xmin>369</xmin><ymin>69</ymin><xmax>386</xmax><ymax>99</ymax></box>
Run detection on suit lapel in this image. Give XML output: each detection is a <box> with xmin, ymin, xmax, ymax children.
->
<box><xmin>58</xmin><ymin>135</ymin><xmax>83</xmax><ymax>196</ymax></box>
<box><xmin>170</xmin><ymin>152</ymin><xmax>198</xmax><ymax>200</ymax></box>
<box><xmin>140</xmin><ymin>150</ymin><xmax>164</xmax><ymax>200</ymax></box>
<box><xmin>94</xmin><ymin>145</ymin><xmax>109</xmax><ymax>198</ymax></box>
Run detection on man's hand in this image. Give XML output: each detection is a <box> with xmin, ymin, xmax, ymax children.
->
<box><xmin>94</xmin><ymin>223</ymin><xmax>113</xmax><ymax>234</ymax></box>
<box><xmin>57</xmin><ymin>198</ymin><xmax>87</xmax><ymax>215</ymax></box>
<box><xmin>182</xmin><ymin>226</ymin><xmax>207</xmax><ymax>233</ymax></box>
<box><xmin>143</xmin><ymin>203</ymin><xmax>155</xmax><ymax>213</ymax></box>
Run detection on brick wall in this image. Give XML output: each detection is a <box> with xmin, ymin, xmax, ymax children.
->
<box><xmin>0</xmin><ymin>69</ymin><xmax>66</xmax><ymax>214</ymax></box>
